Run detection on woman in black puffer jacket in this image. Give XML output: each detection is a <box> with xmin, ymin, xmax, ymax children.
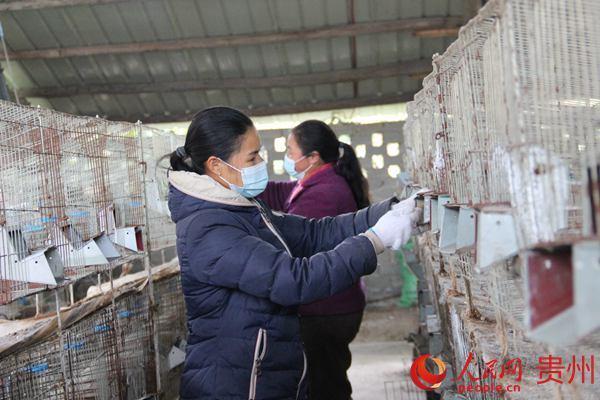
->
<box><xmin>167</xmin><ymin>106</ymin><xmax>418</xmax><ymax>400</ymax></box>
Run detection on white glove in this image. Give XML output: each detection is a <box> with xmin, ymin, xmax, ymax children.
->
<box><xmin>370</xmin><ymin>210</ymin><xmax>415</xmax><ymax>250</ymax></box>
<box><xmin>406</xmin><ymin>207</ymin><xmax>421</xmax><ymax>225</ymax></box>
<box><xmin>392</xmin><ymin>196</ymin><xmax>417</xmax><ymax>215</ymax></box>
<box><xmin>392</xmin><ymin>188</ymin><xmax>430</xmax><ymax>222</ymax></box>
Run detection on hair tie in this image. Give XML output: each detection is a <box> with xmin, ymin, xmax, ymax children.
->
<box><xmin>338</xmin><ymin>144</ymin><xmax>345</xmax><ymax>159</ymax></box>
<box><xmin>176</xmin><ymin>146</ymin><xmax>187</xmax><ymax>159</ymax></box>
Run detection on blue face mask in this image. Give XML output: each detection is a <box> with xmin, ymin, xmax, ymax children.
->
<box><xmin>284</xmin><ymin>154</ymin><xmax>312</xmax><ymax>180</ymax></box>
<box><xmin>219</xmin><ymin>159</ymin><xmax>269</xmax><ymax>198</ymax></box>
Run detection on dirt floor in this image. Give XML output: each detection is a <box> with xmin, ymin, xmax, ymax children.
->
<box><xmin>349</xmin><ymin>341</ymin><xmax>425</xmax><ymax>400</ymax></box>
<box><xmin>355</xmin><ymin>299</ymin><xmax>419</xmax><ymax>343</ymax></box>
<box><xmin>347</xmin><ymin>245</ymin><xmax>423</xmax><ymax>400</ymax></box>
<box><xmin>347</xmin><ymin>296</ymin><xmax>422</xmax><ymax>400</ymax></box>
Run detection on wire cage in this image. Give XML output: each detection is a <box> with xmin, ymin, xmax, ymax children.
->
<box><xmin>61</xmin><ymin>305</ymin><xmax>122</xmax><ymax>400</ymax></box>
<box><xmin>404</xmin><ymin>0</ymin><xmax>600</xmax><ymax>248</ymax></box>
<box><xmin>405</xmin><ymin>1</ymin><xmax>600</xmax><ymax>397</ymax></box>
<box><xmin>114</xmin><ymin>288</ymin><xmax>156</xmax><ymax>400</ymax></box>
<box><xmin>452</xmin><ymin>252</ymin><xmax>495</xmax><ymax>322</ymax></box>
<box><xmin>0</xmin><ymin>287</ymin><xmax>164</xmax><ymax>400</ymax></box>
<box><xmin>140</xmin><ymin>127</ymin><xmax>183</xmax><ymax>252</ymax></box>
<box><xmin>39</xmin><ymin>110</ymin><xmax>117</xmax><ymax>283</ymax></box>
<box><xmin>0</xmin><ymin>99</ymin><xmax>186</xmax><ymax>398</ymax></box>
<box><xmin>103</xmin><ymin>122</ymin><xmax>145</xmax><ymax>231</ymax></box>
<box><xmin>432</xmin><ymin>4</ymin><xmax>503</xmax><ymax>206</ymax></box>
<box><xmin>407</xmin><ymin>74</ymin><xmax>447</xmax><ymax>194</ymax></box>
<box><xmin>495</xmin><ymin>0</ymin><xmax>600</xmax><ymax>246</ymax></box>
<box><xmin>0</xmin><ymin>101</ymin><xmax>183</xmax><ymax>306</ymax></box>
<box><xmin>155</xmin><ymin>274</ymin><xmax>187</xmax><ymax>398</ymax></box>
<box><xmin>0</xmin><ymin>103</ymin><xmax>72</xmax><ymax>303</ymax></box>
<box><xmin>0</xmin><ymin>334</ymin><xmax>66</xmax><ymax>400</ymax></box>
<box><xmin>488</xmin><ymin>260</ymin><xmax>526</xmax><ymax>331</ymax></box>
<box><xmin>448</xmin><ymin>301</ymin><xmax>518</xmax><ymax>400</ymax></box>
<box><xmin>383</xmin><ymin>373</ymin><xmax>426</xmax><ymax>400</ymax></box>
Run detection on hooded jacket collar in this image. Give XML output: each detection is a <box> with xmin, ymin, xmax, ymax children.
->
<box><xmin>168</xmin><ymin>170</ymin><xmax>255</xmax><ymax>207</ymax></box>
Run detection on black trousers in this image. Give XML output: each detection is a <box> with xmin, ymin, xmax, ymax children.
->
<box><xmin>299</xmin><ymin>311</ymin><xmax>364</xmax><ymax>400</ymax></box>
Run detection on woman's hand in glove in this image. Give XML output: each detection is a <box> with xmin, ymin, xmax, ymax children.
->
<box><xmin>369</xmin><ymin>209</ymin><xmax>415</xmax><ymax>250</ymax></box>
<box><xmin>392</xmin><ymin>188</ymin><xmax>430</xmax><ymax>214</ymax></box>
<box><xmin>392</xmin><ymin>196</ymin><xmax>417</xmax><ymax>215</ymax></box>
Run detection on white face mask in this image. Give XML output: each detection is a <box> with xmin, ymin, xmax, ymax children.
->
<box><xmin>218</xmin><ymin>159</ymin><xmax>269</xmax><ymax>198</ymax></box>
<box><xmin>283</xmin><ymin>154</ymin><xmax>313</xmax><ymax>180</ymax></box>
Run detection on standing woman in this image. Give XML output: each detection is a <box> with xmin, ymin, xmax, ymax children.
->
<box><xmin>168</xmin><ymin>107</ymin><xmax>418</xmax><ymax>400</ymax></box>
<box><xmin>259</xmin><ymin>120</ymin><xmax>370</xmax><ymax>400</ymax></box>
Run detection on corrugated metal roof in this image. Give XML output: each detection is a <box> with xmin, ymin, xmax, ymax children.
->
<box><xmin>0</xmin><ymin>0</ymin><xmax>465</xmax><ymax>121</ymax></box>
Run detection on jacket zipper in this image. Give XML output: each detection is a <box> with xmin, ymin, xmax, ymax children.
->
<box><xmin>296</xmin><ymin>350</ymin><xmax>307</xmax><ymax>400</ymax></box>
<box><xmin>249</xmin><ymin>328</ymin><xmax>268</xmax><ymax>400</ymax></box>
<box><xmin>252</xmin><ymin>200</ymin><xmax>304</xmax><ymax>398</ymax></box>
<box><xmin>253</xmin><ymin>200</ymin><xmax>292</xmax><ymax>256</ymax></box>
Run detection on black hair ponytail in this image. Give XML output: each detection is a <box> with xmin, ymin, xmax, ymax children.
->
<box><xmin>292</xmin><ymin>120</ymin><xmax>371</xmax><ymax>208</ymax></box>
<box><xmin>335</xmin><ymin>142</ymin><xmax>371</xmax><ymax>208</ymax></box>
<box><xmin>168</xmin><ymin>106</ymin><xmax>254</xmax><ymax>174</ymax></box>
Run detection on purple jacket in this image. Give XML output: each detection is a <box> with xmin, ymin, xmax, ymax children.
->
<box><xmin>259</xmin><ymin>163</ymin><xmax>366</xmax><ymax>316</ymax></box>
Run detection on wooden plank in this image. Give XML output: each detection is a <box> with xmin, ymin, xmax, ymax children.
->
<box><xmin>107</xmin><ymin>92</ymin><xmax>418</xmax><ymax>123</ymax></box>
<box><xmin>0</xmin><ymin>17</ymin><xmax>463</xmax><ymax>60</ymax></box>
<box><xmin>20</xmin><ymin>60</ymin><xmax>432</xmax><ymax>98</ymax></box>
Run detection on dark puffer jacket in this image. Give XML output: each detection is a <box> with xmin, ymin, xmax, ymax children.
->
<box><xmin>168</xmin><ymin>171</ymin><xmax>394</xmax><ymax>400</ymax></box>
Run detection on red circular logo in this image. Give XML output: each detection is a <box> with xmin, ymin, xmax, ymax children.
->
<box><xmin>410</xmin><ymin>354</ymin><xmax>447</xmax><ymax>390</ymax></box>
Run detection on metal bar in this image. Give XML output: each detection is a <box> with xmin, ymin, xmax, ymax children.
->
<box><xmin>19</xmin><ymin>61</ymin><xmax>432</xmax><ymax>98</ymax></box>
<box><xmin>138</xmin><ymin>121</ymin><xmax>162</xmax><ymax>395</ymax></box>
<box><xmin>117</xmin><ymin>92</ymin><xmax>419</xmax><ymax>123</ymax></box>
<box><xmin>0</xmin><ymin>18</ymin><xmax>463</xmax><ymax>57</ymax></box>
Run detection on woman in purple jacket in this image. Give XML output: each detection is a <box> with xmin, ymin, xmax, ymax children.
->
<box><xmin>259</xmin><ymin>120</ymin><xmax>371</xmax><ymax>400</ymax></box>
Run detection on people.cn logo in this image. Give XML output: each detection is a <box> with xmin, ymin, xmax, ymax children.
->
<box><xmin>410</xmin><ymin>354</ymin><xmax>447</xmax><ymax>390</ymax></box>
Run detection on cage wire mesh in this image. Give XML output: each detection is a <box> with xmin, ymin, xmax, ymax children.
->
<box><xmin>0</xmin><ymin>276</ymin><xmax>185</xmax><ymax>400</ymax></box>
<box><xmin>383</xmin><ymin>372</ymin><xmax>426</xmax><ymax>400</ymax></box>
<box><xmin>0</xmin><ymin>104</ymin><xmax>62</xmax><ymax>302</ymax></box>
<box><xmin>404</xmin><ymin>0</ymin><xmax>600</xmax><ymax>246</ymax></box>
<box><xmin>141</xmin><ymin>126</ymin><xmax>183</xmax><ymax>251</ymax></box>
<box><xmin>61</xmin><ymin>305</ymin><xmax>122</xmax><ymax>399</ymax></box>
<box><xmin>405</xmin><ymin>0</ymin><xmax>600</xmax><ymax>398</ymax></box>
<box><xmin>155</xmin><ymin>274</ymin><xmax>187</xmax><ymax>399</ymax></box>
<box><xmin>114</xmin><ymin>288</ymin><xmax>156</xmax><ymax>400</ymax></box>
<box><xmin>502</xmin><ymin>0</ymin><xmax>600</xmax><ymax>245</ymax></box>
<box><xmin>409</xmin><ymin>74</ymin><xmax>447</xmax><ymax>193</ymax></box>
<box><xmin>103</xmin><ymin>121</ymin><xmax>145</xmax><ymax>231</ymax></box>
<box><xmin>0</xmin><ymin>100</ymin><xmax>187</xmax><ymax>399</ymax></box>
<box><xmin>0</xmin><ymin>101</ymin><xmax>185</xmax><ymax>305</ymax></box>
<box><xmin>0</xmin><ymin>334</ymin><xmax>66</xmax><ymax>399</ymax></box>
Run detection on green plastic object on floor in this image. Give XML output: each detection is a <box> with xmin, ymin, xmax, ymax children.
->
<box><xmin>396</xmin><ymin>238</ymin><xmax>418</xmax><ymax>308</ymax></box>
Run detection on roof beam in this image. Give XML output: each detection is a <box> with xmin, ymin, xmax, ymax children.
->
<box><xmin>20</xmin><ymin>60</ymin><xmax>432</xmax><ymax>98</ymax></box>
<box><xmin>1</xmin><ymin>17</ymin><xmax>462</xmax><ymax>60</ymax></box>
<box><xmin>0</xmin><ymin>0</ymin><xmax>128</xmax><ymax>11</ymax></box>
<box><xmin>413</xmin><ymin>27</ymin><xmax>460</xmax><ymax>38</ymax></box>
<box><xmin>113</xmin><ymin>92</ymin><xmax>417</xmax><ymax>123</ymax></box>
<box><xmin>346</xmin><ymin>0</ymin><xmax>358</xmax><ymax>98</ymax></box>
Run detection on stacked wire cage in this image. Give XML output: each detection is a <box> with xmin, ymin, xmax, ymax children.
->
<box><xmin>60</xmin><ymin>305</ymin><xmax>123</xmax><ymax>400</ymax></box>
<box><xmin>0</xmin><ymin>103</ymin><xmax>149</xmax><ymax>304</ymax></box>
<box><xmin>0</xmin><ymin>101</ymin><xmax>187</xmax><ymax>399</ymax></box>
<box><xmin>141</xmin><ymin>126</ymin><xmax>184</xmax><ymax>252</ymax></box>
<box><xmin>0</xmin><ymin>292</ymin><xmax>156</xmax><ymax>399</ymax></box>
<box><xmin>155</xmin><ymin>274</ymin><xmax>187</xmax><ymax>399</ymax></box>
<box><xmin>404</xmin><ymin>0</ymin><xmax>600</xmax><ymax>397</ymax></box>
<box><xmin>0</xmin><ymin>104</ymin><xmax>68</xmax><ymax>303</ymax></box>
<box><xmin>407</xmin><ymin>0</ymin><xmax>600</xmax><ymax>241</ymax></box>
